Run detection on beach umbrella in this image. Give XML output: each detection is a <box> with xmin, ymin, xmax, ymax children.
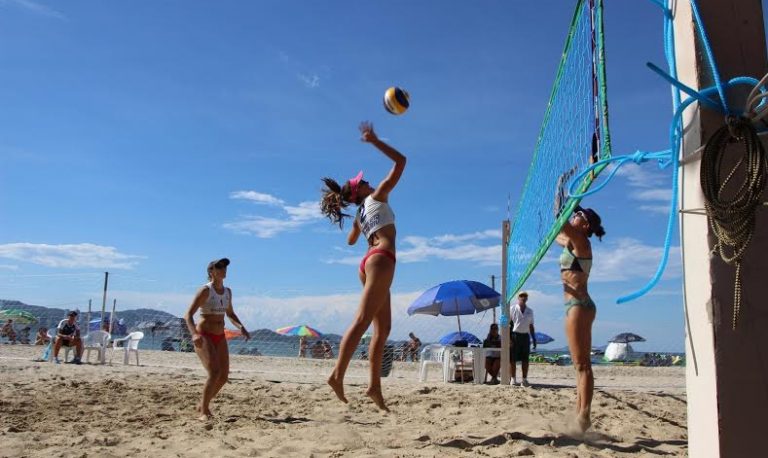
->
<box><xmin>534</xmin><ymin>332</ymin><xmax>555</xmax><ymax>345</ymax></box>
<box><xmin>438</xmin><ymin>331</ymin><xmax>481</xmax><ymax>346</ymax></box>
<box><xmin>407</xmin><ymin>280</ymin><xmax>500</xmax><ymax>334</ymax></box>
<box><xmin>609</xmin><ymin>332</ymin><xmax>646</xmax><ymax>344</ymax></box>
<box><xmin>275</xmin><ymin>324</ymin><xmax>322</xmax><ymax>338</ymax></box>
<box><xmin>0</xmin><ymin>309</ymin><xmax>37</xmax><ymax>325</ymax></box>
<box><xmin>224</xmin><ymin>329</ymin><xmax>242</xmax><ymax>340</ymax></box>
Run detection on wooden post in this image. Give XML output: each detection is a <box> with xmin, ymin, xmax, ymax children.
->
<box><xmin>85</xmin><ymin>299</ymin><xmax>92</xmax><ymax>335</ymax></box>
<box><xmin>500</xmin><ymin>220</ymin><xmax>512</xmax><ymax>385</ymax></box>
<box><xmin>109</xmin><ymin>299</ymin><xmax>116</xmax><ymax>335</ymax></box>
<box><xmin>491</xmin><ymin>275</ymin><xmax>497</xmax><ymax>324</ymax></box>
<box><xmin>100</xmin><ymin>271</ymin><xmax>109</xmax><ymax>321</ymax></box>
<box><xmin>674</xmin><ymin>1</ymin><xmax>768</xmax><ymax>456</ymax></box>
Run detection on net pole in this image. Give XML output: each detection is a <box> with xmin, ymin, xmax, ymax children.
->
<box><xmin>86</xmin><ymin>299</ymin><xmax>91</xmax><ymax>335</ymax></box>
<box><xmin>500</xmin><ymin>220</ymin><xmax>511</xmax><ymax>385</ymax></box>
<box><xmin>109</xmin><ymin>299</ymin><xmax>116</xmax><ymax>335</ymax></box>
<box><xmin>100</xmin><ymin>272</ymin><xmax>109</xmax><ymax>322</ymax></box>
<box><xmin>490</xmin><ymin>275</ymin><xmax>496</xmax><ymax>324</ymax></box>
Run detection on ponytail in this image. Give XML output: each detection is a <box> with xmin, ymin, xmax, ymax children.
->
<box><xmin>320</xmin><ymin>177</ymin><xmax>355</xmax><ymax>228</ymax></box>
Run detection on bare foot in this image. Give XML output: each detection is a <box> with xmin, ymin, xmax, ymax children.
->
<box><xmin>327</xmin><ymin>374</ymin><xmax>348</xmax><ymax>404</ymax></box>
<box><xmin>198</xmin><ymin>413</ymin><xmax>213</xmax><ymax>422</ymax></box>
<box><xmin>365</xmin><ymin>387</ymin><xmax>390</xmax><ymax>412</ymax></box>
<box><xmin>576</xmin><ymin>412</ymin><xmax>592</xmax><ymax>433</ymax></box>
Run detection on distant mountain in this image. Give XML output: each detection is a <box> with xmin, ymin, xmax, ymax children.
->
<box><xmin>0</xmin><ymin>299</ymin><xmax>176</xmax><ymax>331</ymax></box>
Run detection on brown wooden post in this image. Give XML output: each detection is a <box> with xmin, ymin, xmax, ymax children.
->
<box><xmin>674</xmin><ymin>1</ymin><xmax>768</xmax><ymax>456</ymax></box>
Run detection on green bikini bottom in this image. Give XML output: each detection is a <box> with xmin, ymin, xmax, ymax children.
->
<box><xmin>565</xmin><ymin>297</ymin><xmax>596</xmax><ymax>315</ymax></box>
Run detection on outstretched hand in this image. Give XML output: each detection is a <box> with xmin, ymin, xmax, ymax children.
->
<box><xmin>359</xmin><ymin>121</ymin><xmax>379</xmax><ymax>143</ymax></box>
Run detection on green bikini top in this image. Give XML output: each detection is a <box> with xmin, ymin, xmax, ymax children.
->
<box><xmin>559</xmin><ymin>246</ymin><xmax>592</xmax><ymax>276</ymax></box>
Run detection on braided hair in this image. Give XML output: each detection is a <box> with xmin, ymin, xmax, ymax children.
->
<box><xmin>320</xmin><ymin>177</ymin><xmax>356</xmax><ymax>228</ymax></box>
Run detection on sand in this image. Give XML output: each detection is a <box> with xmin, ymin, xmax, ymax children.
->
<box><xmin>0</xmin><ymin>345</ymin><xmax>687</xmax><ymax>457</ymax></box>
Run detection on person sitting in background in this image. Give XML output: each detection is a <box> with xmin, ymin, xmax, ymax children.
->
<box><xmin>1</xmin><ymin>319</ymin><xmax>17</xmax><ymax>344</ymax></box>
<box><xmin>19</xmin><ymin>326</ymin><xmax>31</xmax><ymax>344</ymax></box>
<box><xmin>54</xmin><ymin>311</ymin><xmax>83</xmax><ymax>364</ymax></box>
<box><xmin>115</xmin><ymin>319</ymin><xmax>128</xmax><ymax>337</ymax></box>
<box><xmin>405</xmin><ymin>332</ymin><xmax>422</xmax><ymax>362</ymax></box>
<box><xmin>298</xmin><ymin>336</ymin><xmax>308</xmax><ymax>358</ymax></box>
<box><xmin>311</xmin><ymin>340</ymin><xmax>324</xmax><ymax>358</ymax></box>
<box><xmin>35</xmin><ymin>327</ymin><xmax>50</xmax><ymax>345</ymax></box>
<box><xmin>483</xmin><ymin>323</ymin><xmax>502</xmax><ymax>384</ymax></box>
<box><xmin>323</xmin><ymin>340</ymin><xmax>334</xmax><ymax>359</ymax></box>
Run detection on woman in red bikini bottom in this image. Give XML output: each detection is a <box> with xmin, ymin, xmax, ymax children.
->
<box><xmin>320</xmin><ymin>121</ymin><xmax>406</xmax><ymax>412</ymax></box>
<box><xmin>184</xmin><ymin>257</ymin><xmax>251</xmax><ymax>420</ymax></box>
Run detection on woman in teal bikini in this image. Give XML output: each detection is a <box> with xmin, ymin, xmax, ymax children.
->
<box><xmin>320</xmin><ymin>121</ymin><xmax>406</xmax><ymax>412</ymax></box>
<box><xmin>555</xmin><ymin>205</ymin><xmax>605</xmax><ymax>433</ymax></box>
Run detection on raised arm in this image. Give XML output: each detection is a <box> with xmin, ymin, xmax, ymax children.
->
<box><xmin>225</xmin><ymin>288</ymin><xmax>250</xmax><ymax>341</ymax></box>
<box><xmin>359</xmin><ymin>121</ymin><xmax>406</xmax><ymax>202</ymax></box>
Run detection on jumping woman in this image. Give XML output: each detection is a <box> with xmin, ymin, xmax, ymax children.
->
<box><xmin>555</xmin><ymin>204</ymin><xmax>606</xmax><ymax>433</ymax></box>
<box><xmin>321</xmin><ymin>121</ymin><xmax>406</xmax><ymax>412</ymax></box>
<box><xmin>184</xmin><ymin>257</ymin><xmax>251</xmax><ymax>420</ymax></box>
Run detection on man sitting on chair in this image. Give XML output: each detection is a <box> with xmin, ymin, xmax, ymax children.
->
<box><xmin>53</xmin><ymin>310</ymin><xmax>83</xmax><ymax>364</ymax></box>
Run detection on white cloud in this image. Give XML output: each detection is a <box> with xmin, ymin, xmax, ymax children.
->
<box><xmin>634</xmin><ymin>188</ymin><xmax>671</xmax><ymax>201</ymax></box>
<box><xmin>639</xmin><ymin>204</ymin><xmax>671</xmax><ymax>215</ymax></box>
<box><xmin>229</xmin><ymin>191</ymin><xmax>285</xmax><ymax>206</ymax></box>
<box><xmin>225</xmin><ymin>190</ymin><xmax>322</xmax><ymax>238</ymax></box>
<box><xmin>0</xmin><ymin>264</ymin><xmax>18</xmax><ymax>270</ymax></box>
<box><xmin>326</xmin><ymin>230</ymin><xmax>501</xmax><ymax>266</ymax></box>
<box><xmin>298</xmin><ymin>73</ymin><xmax>320</xmax><ymax>88</ymax></box>
<box><xmin>0</xmin><ymin>243</ymin><xmax>143</xmax><ymax>269</ymax></box>
<box><xmin>222</xmin><ymin>216</ymin><xmax>307</xmax><ymax>238</ymax></box>
<box><xmin>591</xmin><ymin>237</ymin><xmax>681</xmax><ymax>283</ymax></box>
<box><xmin>617</xmin><ymin>163</ymin><xmax>667</xmax><ymax>188</ymax></box>
<box><xmin>431</xmin><ymin>230</ymin><xmax>500</xmax><ymax>245</ymax></box>
<box><xmin>0</xmin><ymin>0</ymin><xmax>65</xmax><ymax>19</ymax></box>
<box><xmin>284</xmin><ymin>201</ymin><xmax>322</xmax><ymax>222</ymax></box>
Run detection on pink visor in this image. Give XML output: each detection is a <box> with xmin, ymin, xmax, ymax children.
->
<box><xmin>348</xmin><ymin>171</ymin><xmax>364</xmax><ymax>202</ymax></box>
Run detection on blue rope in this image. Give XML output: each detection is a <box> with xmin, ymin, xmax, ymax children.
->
<box><xmin>689</xmin><ymin>0</ymin><xmax>730</xmax><ymax>114</ymax></box>
<box><xmin>564</xmin><ymin>0</ymin><xmax>766</xmax><ymax>304</ymax></box>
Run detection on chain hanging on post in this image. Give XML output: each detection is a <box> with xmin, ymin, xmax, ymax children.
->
<box><xmin>700</xmin><ymin>115</ymin><xmax>767</xmax><ymax>329</ymax></box>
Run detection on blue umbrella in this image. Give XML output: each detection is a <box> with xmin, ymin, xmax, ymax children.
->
<box><xmin>534</xmin><ymin>332</ymin><xmax>554</xmax><ymax>345</ymax></box>
<box><xmin>439</xmin><ymin>331</ymin><xmax>481</xmax><ymax>346</ymax></box>
<box><xmin>407</xmin><ymin>280</ymin><xmax>500</xmax><ymax>334</ymax></box>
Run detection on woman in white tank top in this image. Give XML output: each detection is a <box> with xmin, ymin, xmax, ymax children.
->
<box><xmin>184</xmin><ymin>257</ymin><xmax>251</xmax><ymax>421</ymax></box>
<box><xmin>320</xmin><ymin>121</ymin><xmax>407</xmax><ymax>412</ymax></box>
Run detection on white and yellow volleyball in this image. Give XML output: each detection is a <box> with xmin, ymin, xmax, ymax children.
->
<box><xmin>383</xmin><ymin>86</ymin><xmax>410</xmax><ymax>115</ymax></box>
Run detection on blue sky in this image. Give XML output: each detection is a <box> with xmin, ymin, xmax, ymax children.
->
<box><xmin>1</xmin><ymin>1</ymin><xmax>765</xmax><ymax>352</ymax></box>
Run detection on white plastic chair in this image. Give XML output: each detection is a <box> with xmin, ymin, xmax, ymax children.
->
<box><xmin>83</xmin><ymin>330</ymin><xmax>111</xmax><ymax>365</ymax></box>
<box><xmin>110</xmin><ymin>331</ymin><xmax>144</xmax><ymax>365</ymax></box>
<box><xmin>47</xmin><ymin>328</ymin><xmax>73</xmax><ymax>363</ymax></box>
<box><xmin>418</xmin><ymin>344</ymin><xmax>451</xmax><ymax>382</ymax></box>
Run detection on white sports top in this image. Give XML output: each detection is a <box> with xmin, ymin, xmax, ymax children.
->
<box><xmin>357</xmin><ymin>196</ymin><xmax>395</xmax><ymax>240</ymax></box>
<box><xmin>200</xmin><ymin>282</ymin><xmax>229</xmax><ymax>316</ymax></box>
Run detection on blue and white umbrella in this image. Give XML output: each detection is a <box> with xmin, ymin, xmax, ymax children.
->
<box><xmin>534</xmin><ymin>332</ymin><xmax>555</xmax><ymax>345</ymax></box>
<box><xmin>438</xmin><ymin>331</ymin><xmax>481</xmax><ymax>346</ymax></box>
<box><xmin>407</xmin><ymin>280</ymin><xmax>500</xmax><ymax>334</ymax></box>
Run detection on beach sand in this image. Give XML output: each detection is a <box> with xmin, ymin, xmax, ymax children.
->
<box><xmin>0</xmin><ymin>345</ymin><xmax>687</xmax><ymax>457</ymax></box>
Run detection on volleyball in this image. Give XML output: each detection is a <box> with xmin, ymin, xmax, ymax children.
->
<box><xmin>383</xmin><ymin>86</ymin><xmax>410</xmax><ymax>115</ymax></box>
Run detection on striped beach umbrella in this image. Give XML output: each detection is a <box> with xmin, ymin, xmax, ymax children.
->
<box><xmin>275</xmin><ymin>325</ymin><xmax>322</xmax><ymax>338</ymax></box>
<box><xmin>0</xmin><ymin>309</ymin><xmax>37</xmax><ymax>324</ymax></box>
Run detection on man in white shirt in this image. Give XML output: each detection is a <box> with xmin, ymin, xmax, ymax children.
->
<box><xmin>510</xmin><ymin>291</ymin><xmax>536</xmax><ymax>386</ymax></box>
